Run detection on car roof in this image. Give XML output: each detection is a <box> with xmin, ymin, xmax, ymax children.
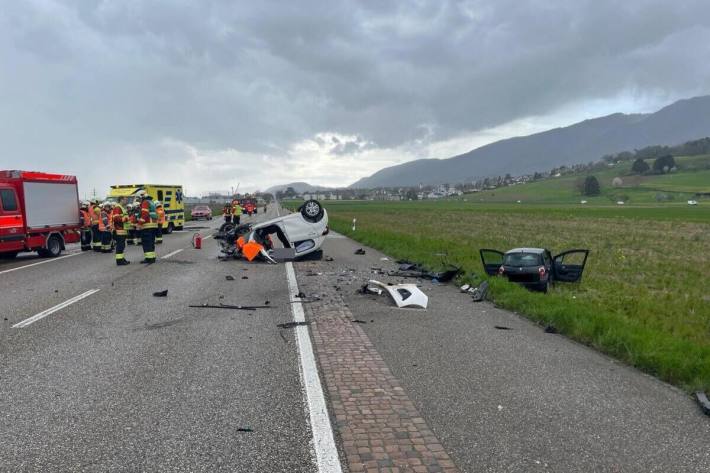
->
<box><xmin>506</xmin><ymin>247</ymin><xmax>547</xmax><ymax>254</ymax></box>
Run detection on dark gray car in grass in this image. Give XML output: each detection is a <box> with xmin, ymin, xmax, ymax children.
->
<box><xmin>480</xmin><ymin>247</ymin><xmax>589</xmax><ymax>292</ymax></box>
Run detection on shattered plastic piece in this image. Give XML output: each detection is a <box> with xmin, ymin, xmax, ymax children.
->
<box><xmin>225</xmin><ymin>275</ymin><xmax>235</xmax><ymax>281</ymax></box>
<box><xmin>471</xmin><ymin>281</ymin><xmax>489</xmax><ymax>302</ymax></box>
<box><xmin>695</xmin><ymin>392</ymin><xmax>710</xmax><ymax>416</ymax></box>
<box><xmin>352</xmin><ymin>319</ymin><xmax>367</xmax><ymax>324</ymax></box>
<box><xmin>460</xmin><ymin>284</ymin><xmax>471</xmax><ymax>292</ymax></box>
<box><xmin>367</xmin><ymin>280</ymin><xmax>428</xmax><ymax>309</ymax></box>
<box><xmin>277</xmin><ymin>321</ymin><xmax>310</xmax><ymax>329</ymax></box>
<box><xmin>380</xmin><ymin>257</ymin><xmax>389</xmax><ymax>261</ymax></box>
<box><xmin>494</xmin><ymin>325</ymin><xmax>512</xmax><ymax>330</ymax></box>
<box><xmin>153</xmin><ymin>290</ymin><xmax>168</xmax><ymax>297</ymax></box>
<box><xmin>354</xmin><ymin>248</ymin><xmax>366</xmax><ymax>255</ymax></box>
<box><xmin>325</xmin><ymin>256</ymin><xmax>334</xmax><ymax>262</ymax></box>
<box><xmin>242</xmin><ymin>276</ymin><xmax>249</xmax><ymax>279</ymax></box>
<box><xmin>236</xmin><ymin>427</ymin><xmax>253</xmax><ymax>432</ymax></box>
<box><xmin>295</xmin><ymin>291</ymin><xmax>306</xmax><ymax>299</ymax></box>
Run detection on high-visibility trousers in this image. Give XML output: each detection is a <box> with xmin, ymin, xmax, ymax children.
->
<box><xmin>141</xmin><ymin>228</ymin><xmax>157</xmax><ymax>262</ymax></box>
<box><xmin>91</xmin><ymin>225</ymin><xmax>101</xmax><ymax>250</ymax></box>
<box><xmin>156</xmin><ymin>224</ymin><xmax>163</xmax><ymax>244</ymax></box>
<box><xmin>101</xmin><ymin>230</ymin><xmax>113</xmax><ymax>252</ymax></box>
<box><xmin>115</xmin><ymin>234</ymin><xmax>127</xmax><ymax>264</ymax></box>
<box><xmin>81</xmin><ymin>228</ymin><xmax>92</xmax><ymax>251</ymax></box>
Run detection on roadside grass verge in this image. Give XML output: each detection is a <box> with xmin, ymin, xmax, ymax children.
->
<box><xmin>320</xmin><ymin>200</ymin><xmax>710</xmax><ymax>392</ymax></box>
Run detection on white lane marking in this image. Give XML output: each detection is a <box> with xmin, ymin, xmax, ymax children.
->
<box><xmin>161</xmin><ymin>249</ymin><xmax>184</xmax><ymax>259</ymax></box>
<box><xmin>285</xmin><ymin>262</ymin><xmax>343</xmax><ymax>473</ymax></box>
<box><xmin>12</xmin><ymin>289</ymin><xmax>101</xmax><ymax>328</ymax></box>
<box><xmin>0</xmin><ymin>252</ymin><xmax>83</xmax><ymax>276</ymax></box>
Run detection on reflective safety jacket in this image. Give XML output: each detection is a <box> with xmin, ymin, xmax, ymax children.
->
<box><xmin>98</xmin><ymin>209</ymin><xmax>111</xmax><ymax>232</ymax></box>
<box><xmin>89</xmin><ymin>205</ymin><xmax>100</xmax><ymax>225</ymax></box>
<box><xmin>232</xmin><ymin>202</ymin><xmax>242</xmax><ymax>216</ymax></box>
<box><xmin>223</xmin><ymin>204</ymin><xmax>231</xmax><ymax>216</ymax></box>
<box><xmin>80</xmin><ymin>209</ymin><xmax>91</xmax><ymax>228</ymax></box>
<box><xmin>139</xmin><ymin>199</ymin><xmax>158</xmax><ymax>229</ymax></box>
<box><xmin>111</xmin><ymin>204</ymin><xmax>128</xmax><ymax>235</ymax></box>
<box><xmin>156</xmin><ymin>206</ymin><xmax>166</xmax><ymax>225</ymax></box>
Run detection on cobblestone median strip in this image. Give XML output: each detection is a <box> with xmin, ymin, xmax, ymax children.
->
<box><xmin>300</xmin><ymin>278</ymin><xmax>460</xmax><ymax>473</ymax></box>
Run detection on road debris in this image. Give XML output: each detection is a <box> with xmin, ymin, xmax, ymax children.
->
<box><xmin>277</xmin><ymin>321</ymin><xmax>311</xmax><ymax>329</ymax></box>
<box><xmin>695</xmin><ymin>391</ymin><xmax>710</xmax><ymax>416</ymax></box>
<box><xmin>352</xmin><ymin>319</ymin><xmax>368</xmax><ymax>324</ymax></box>
<box><xmin>325</xmin><ymin>256</ymin><xmax>334</xmax><ymax>262</ymax></box>
<box><xmin>236</xmin><ymin>427</ymin><xmax>254</xmax><ymax>432</ymax></box>
<box><xmin>354</xmin><ymin>248</ymin><xmax>366</xmax><ymax>255</ymax></box>
<box><xmin>225</xmin><ymin>275</ymin><xmax>235</xmax><ymax>281</ymax></box>
<box><xmin>544</xmin><ymin>324</ymin><xmax>558</xmax><ymax>334</ymax></box>
<box><xmin>153</xmin><ymin>290</ymin><xmax>168</xmax><ymax>297</ymax></box>
<box><xmin>494</xmin><ymin>325</ymin><xmax>512</xmax><ymax>330</ymax></box>
<box><xmin>365</xmin><ymin>280</ymin><xmax>428</xmax><ymax>309</ymax></box>
<box><xmin>471</xmin><ymin>281</ymin><xmax>489</xmax><ymax>302</ymax></box>
<box><xmin>241</xmin><ymin>276</ymin><xmax>248</xmax><ymax>280</ymax></box>
<box><xmin>188</xmin><ymin>303</ymin><xmax>271</xmax><ymax>311</ymax></box>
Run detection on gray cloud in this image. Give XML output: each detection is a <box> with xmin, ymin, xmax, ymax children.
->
<box><xmin>2</xmin><ymin>0</ymin><xmax>710</xmax><ymax>193</ymax></box>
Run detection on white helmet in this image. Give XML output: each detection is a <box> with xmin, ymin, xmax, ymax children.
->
<box><xmin>155</xmin><ymin>200</ymin><xmax>162</xmax><ymax>207</ymax></box>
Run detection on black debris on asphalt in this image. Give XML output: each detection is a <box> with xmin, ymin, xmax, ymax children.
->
<box><xmin>494</xmin><ymin>325</ymin><xmax>512</xmax><ymax>330</ymax></box>
<box><xmin>225</xmin><ymin>275</ymin><xmax>235</xmax><ymax>281</ymax></box>
<box><xmin>242</xmin><ymin>276</ymin><xmax>248</xmax><ymax>280</ymax></box>
<box><xmin>544</xmin><ymin>324</ymin><xmax>558</xmax><ymax>334</ymax></box>
<box><xmin>325</xmin><ymin>256</ymin><xmax>334</xmax><ymax>262</ymax></box>
<box><xmin>355</xmin><ymin>248</ymin><xmax>366</xmax><ymax>255</ymax></box>
<box><xmin>352</xmin><ymin>319</ymin><xmax>367</xmax><ymax>324</ymax></box>
<box><xmin>153</xmin><ymin>290</ymin><xmax>168</xmax><ymax>297</ymax></box>
<box><xmin>295</xmin><ymin>291</ymin><xmax>306</xmax><ymax>299</ymax></box>
<box><xmin>236</xmin><ymin>427</ymin><xmax>254</xmax><ymax>432</ymax></box>
<box><xmin>277</xmin><ymin>321</ymin><xmax>311</xmax><ymax>329</ymax></box>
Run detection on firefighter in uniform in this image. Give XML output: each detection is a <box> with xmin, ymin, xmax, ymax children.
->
<box><xmin>79</xmin><ymin>201</ymin><xmax>92</xmax><ymax>251</ymax></box>
<box><xmin>223</xmin><ymin>201</ymin><xmax>232</xmax><ymax>224</ymax></box>
<box><xmin>132</xmin><ymin>198</ymin><xmax>143</xmax><ymax>245</ymax></box>
<box><xmin>99</xmin><ymin>202</ymin><xmax>113</xmax><ymax>253</ymax></box>
<box><xmin>138</xmin><ymin>191</ymin><xmax>158</xmax><ymax>264</ymax></box>
<box><xmin>112</xmin><ymin>198</ymin><xmax>130</xmax><ymax>265</ymax></box>
<box><xmin>125</xmin><ymin>203</ymin><xmax>135</xmax><ymax>245</ymax></box>
<box><xmin>89</xmin><ymin>199</ymin><xmax>102</xmax><ymax>251</ymax></box>
<box><xmin>232</xmin><ymin>199</ymin><xmax>242</xmax><ymax>225</ymax></box>
<box><xmin>155</xmin><ymin>201</ymin><xmax>166</xmax><ymax>244</ymax></box>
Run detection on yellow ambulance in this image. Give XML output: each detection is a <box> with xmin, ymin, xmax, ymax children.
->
<box><xmin>107</xmin><ymin>184</ymin><xmax>185</xmax><ymax>233</ymax></box>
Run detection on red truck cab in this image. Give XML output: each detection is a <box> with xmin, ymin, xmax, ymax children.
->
<box><xmin>0</xmin><ymin>170</ymin><xmax>81</xmax><ymax>259</ymax></box>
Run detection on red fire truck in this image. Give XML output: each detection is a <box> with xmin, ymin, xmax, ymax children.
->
<box><xmin>0</xmin><ymin>170</ymin><xmax>82</xmax><ymax>259</ymax></box>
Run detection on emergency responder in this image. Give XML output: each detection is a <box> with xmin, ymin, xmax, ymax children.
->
<box><xmin>99</xmin><ymin>202</ymin><xmax>113</xmax><ymax>253</ymax></box>
<box><xmin>125</xmin><ymin>203</ymin><xmax>135</xmax><ymax>245</ymax></box>
<box><xmin>138</xmin><ymin>191</ymin><xmax>158</xmax><ymax>264</ymax></box>
<box><xmin>223</xmin><ymin>201</ymin><xmax>232</xmax><ymax>224</ymax></box>
<box><xmin>89</xmin><ymin>199</ymin><xmax>102</xmax><ymax>251</ymax></box>
<box><xmin>155</xmin><ymin>201</ymin><xmax>166</xmax><ymax>244</ymax></box>
<box><xmin>79</xmin><ymin>201</ymin><xmax>92</xmax><ymax>251</ymax></box>
<box><xmin>112</xmin><ymin>197</ymin><xmax>130</xmax><ymax>265</ymax></box>
<box><xmin>232</xmin><ymin>199</ymin><xmax>242</xmax><ymax>225</ymax></box>
<box><xmin>132</xmin><ymin>198</ymin><xmax>142</xmax><ymax>245</ymax></box>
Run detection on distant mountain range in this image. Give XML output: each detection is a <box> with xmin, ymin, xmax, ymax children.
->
<box><xmin>265</xmin><ymin>182</ymin><xmax>333</xmax><ymax>194</ymax></box>
<box><xmin>351</xmin><ymin>95</ymin><xmax>710</xmax><ymax>188</ymax></box>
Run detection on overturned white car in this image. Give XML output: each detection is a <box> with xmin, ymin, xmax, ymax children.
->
<box><xmin>215</xmin><ymin>200</ymin><xmax>329</xmax><ymax>262</ymax></box>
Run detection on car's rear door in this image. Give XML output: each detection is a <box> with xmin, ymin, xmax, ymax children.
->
<box><xmin>552</xmin><ymin>249</ymin><xmax>589</xmax><ymax>282</ymax></box>
<box><xmin>0</xmin><ymin>186</ymin><xmax>25</xmax><ymax>252</ymax></box>
<box><xmin>479</xmin><ymin>249</ymin><xmax>504</xmax><ymax>276</ymax></box>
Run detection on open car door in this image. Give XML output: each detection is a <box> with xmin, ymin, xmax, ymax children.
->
<box><xmin>479</xmin><ymin>249</ymin><xmax>504</xmax><ymax>276</ymax></box>
<box><xmin>552</xmin><ymin>249</ymin><xmax>589</xmax><ymax>283</ymax></box>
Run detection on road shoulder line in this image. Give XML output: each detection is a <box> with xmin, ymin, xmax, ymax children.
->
<box><xmin>285</xmin><ymin>262</ymin><xmax>343</xmax><ymax>473</ymax></box>
<box><xmin>0</xmin><ymin>252</ymin><xmax>83</xmax><ymax>276</ymax></box>
<box><xmin>12</xmin><ymin>288</ymin><xmax>101</xmax><ymax>328</ymax></box>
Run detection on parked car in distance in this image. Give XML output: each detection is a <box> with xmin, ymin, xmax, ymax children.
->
<box><xmin>190</xmin><ymin>205</ymin><xmax>213</xmax><ymax>220</ymax></box>
<box><xmin>480</xmin><ymin>247</ymin><xmax>589</xmax><ymax>292</ymax></box>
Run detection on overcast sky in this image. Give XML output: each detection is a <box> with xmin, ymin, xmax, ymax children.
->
<box><xmin>2</xmin><ymin>0</ymin><xmax>710</xmax><ymax>196</ymax></box>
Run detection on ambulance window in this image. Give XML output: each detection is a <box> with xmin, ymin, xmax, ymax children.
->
<box><xmin>157</xmin><ymin>190</ymin><xmax>164</xmax><ymax>201</ymax></box>
<box><xmin>0</xmin><ymin>189</ymin><xmax>18</xmax><ymax>211</ymax></box>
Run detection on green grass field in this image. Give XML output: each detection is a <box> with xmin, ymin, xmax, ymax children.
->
<box><xmin>469</xmin><ymin>154</ymin><xmax>710</xmax><ymax>204</ymax></box>
<box><xmin>313</xmin><ymin>200</ymin><xmax>710</xmax><ymax>392</ymax></box>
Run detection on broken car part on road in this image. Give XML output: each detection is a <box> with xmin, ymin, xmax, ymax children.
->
<box><xmin>189</xmin><ymin>303</ymin><xmax>273</xmax><ymax>311</ymax></box>
<box><xmin>365</xmin><ymin>280</ymin><xmax>428</xmax><ymax>309</ymax></box>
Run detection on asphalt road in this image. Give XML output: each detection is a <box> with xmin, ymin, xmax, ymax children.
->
<box><xmin>295</xmin><ymin>233</ymin><xmax>710</xmax><ymax>473</ymax></box>
<box><xmin>0</xmin><ymin>208</ymin><xmax>318</xmax><ymax>472</ymax></box>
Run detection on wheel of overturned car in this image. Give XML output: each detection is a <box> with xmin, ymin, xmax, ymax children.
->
<box><xmin>300</xmin><ymin>200</ymin><xmax>324</xmax><ymax>222</ymax></box>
